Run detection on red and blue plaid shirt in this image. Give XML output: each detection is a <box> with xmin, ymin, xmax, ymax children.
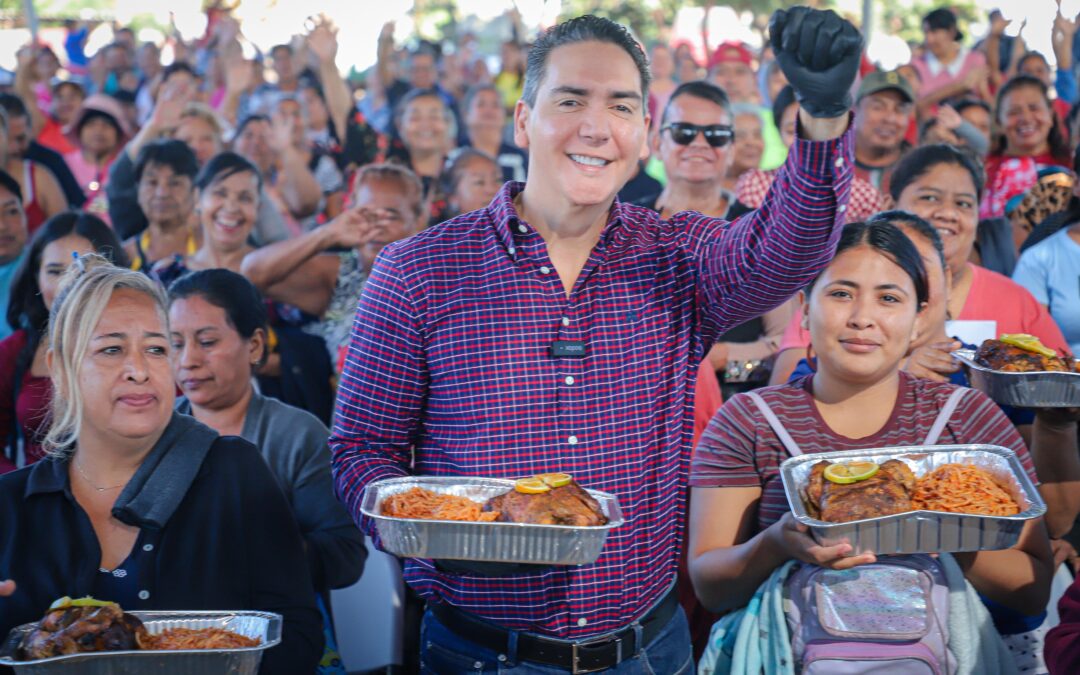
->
<box><xmin>330</xmin><ymin>127</ymin><xmax>855</xmax><ymax>640</ymax></box>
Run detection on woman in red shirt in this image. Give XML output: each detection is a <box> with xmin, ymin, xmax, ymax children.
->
<box><xmin>982</xmin><ymin>75</ymin><xmax>1072</xmax><ymax>219</ymax></box>
<box><xmin>0</xmin><ymin>212</ymin><xmax>127</xmax><ymax>473</ymax></box>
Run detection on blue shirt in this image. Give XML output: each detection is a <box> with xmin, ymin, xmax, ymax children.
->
<box><xmin>1012</xmin><ymin>228</ymin><xmax>1080</xmax><ymax>355</ymax></box>
<box><xmin>0</xmin><ymin>252</ymin><xmax>25</xmax><ymax>342</ymax></box>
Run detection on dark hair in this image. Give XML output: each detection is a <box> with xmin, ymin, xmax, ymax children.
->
<box><xmin>806</xmin><ymin>220</ymin><xmax>929</xmax><ymax>308</ymax></box>
<box><xmin>395</xmin><ymin>88</ymin><xmax>451</xmax><ymax>125</ymax></box>
<box><xmin>952</xmin><ymin>97</ymin><xmax>990</xmax><ymax>117</ymax></box>
<box><xmin>442</xmin><ymin>148</ymin><xmax>499</xmax><ymax>198</ymax></box>
<box><xmin>194</xmin><ymin>151</ymin><xmax>262</xmax><ymax>193</ymax></box>
<box><xmin>270</xmin><ymin>44</ymin><xmax>293</xmax><ymax>58</ymax></box>
<box><xmin>869</xmin><ymin>209</ymin><xmax>945</xmax><ymax>270</ymax></box>
<box><xmin>76</xmin><ymin>109</ymin><xmax>123</xmax><ymax>139</ymax></box>
<box><xmin>234</xmin><ymin>113</ymin><xmax>271</xmax><ymax>139</ymax></box>
<box><xmin>923</xmin><ymin>8</ymin><xmax>960</xmax><ymax>40</ymax></box>
<box><xmin>522</xmin><ymin>15</ymin><xmax>650</xmax><ymax>111</ymax></box>
<box><xmin>771</xmin><ymin>85</ymin><xmax>796</xmax><ymax>133</ymax></box>
<box><xmin>0</xmin><ymin>169</ymin><xmax>22</xmax><ymax>204</ymax></box>
<box><xmin>167</xmin><ymin>268</ymin><xmax>268</xmax><ymax>367</ymax></box>
<box><xmin>161</xmin><ymin>61</ymin><xmax>199</xmax><ymax>84</ymax></box>
<box><xmin>660</xmin><ymin>80</ymin><xmax>731</xmax><ymax>127</ymax></box>
<box><xmin>0</xmin><ymin>93</ymin><xmax>29</xmax><ymax>121</ymax></box>
<box><xmin>993</xmin><ymin>75</ymin><xmax>1070</xmax><ymax>162</ymax></box>
<box><xmin>888</xmin><ymin>143</ymin><xmax>985</xmax><ymax>201</ymax></box>
<box><xmin>462</xmin><ymin>83</ymin><xmax>501</xmax><ymax>118</ymax></box>
<box><xmin>52</xmin><ymin>80</ymin><xmax>86</xmax><ymax>98</ymax></box>
<box><xmin>7</xmin><ymin>211</ymin><xmax>128</xmax><ymax>383</ymax></box>
<box><xmin>1016</xmin><ymin>51</ymin><xmax>1048</xmax><ymax>73</ymax></box>
<box><xmin>134</xmin><ymin>139</ymin><xmax>199</xmax><ymax>184</ymax></box>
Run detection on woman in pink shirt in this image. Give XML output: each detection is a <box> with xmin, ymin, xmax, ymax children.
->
<box><xmin>910</xmin><ymin>8</ymin><xmax>990</xmax><ymax>113</ymax></box>
<box><xmin>62</xmin><ymin>94</ymin><xmax>131</xmax><ymax>220</ymax></box>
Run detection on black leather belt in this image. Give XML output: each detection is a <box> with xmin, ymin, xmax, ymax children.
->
<box><xmin>430</xmin><ymin>588</ymin><xmax>679</xmax><ymax>673</ymax></box>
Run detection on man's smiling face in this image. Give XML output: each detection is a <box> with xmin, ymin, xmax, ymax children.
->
<box><xmin>514</xmin><ymin>40</ymin><xmax>650</xmax><ymax>210</ymax></box>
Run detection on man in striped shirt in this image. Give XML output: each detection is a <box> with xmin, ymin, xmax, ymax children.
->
<box><xmin>331</xmin><ymin>8</ymin><xmax>863</xmax><ymax>672</ymax></box>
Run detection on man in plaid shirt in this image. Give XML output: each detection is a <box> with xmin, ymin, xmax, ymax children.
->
<box><xmin>332</xmin><ymin>8</ymin><xmax>863</xmax><ymax>672</ymax></box>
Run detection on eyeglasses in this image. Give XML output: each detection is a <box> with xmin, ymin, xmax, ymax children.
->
<box><xmin>660</xmin><ymin>122</ymin><xmax>735</xmax><ymax>148</ymax></box>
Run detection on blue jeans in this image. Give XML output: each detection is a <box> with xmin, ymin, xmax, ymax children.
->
<box><xmin>419</xmin><ymin>605</ymin><xmax>694</xmax><ymax>674</ymax></box>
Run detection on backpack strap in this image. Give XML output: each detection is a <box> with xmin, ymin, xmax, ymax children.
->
<box><xmin>922</xmin><ymin>387</ymin><xmax>970</xmax><ymax>446</ymax></box>
<box><xmin>746</xmin><ymin>391</ymin><xmax>805</xmax><ymax>457</ymax></box>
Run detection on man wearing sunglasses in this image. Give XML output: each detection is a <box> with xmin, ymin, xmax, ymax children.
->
<box><xmin>637</xmin><ymin>80</ymin><xmax>749</xmax><ymax>220</ymax></box>
<box><xmin>333</xmin><ymin>7</ymin><xmax>862</xmax><ymax>672</ymax></box>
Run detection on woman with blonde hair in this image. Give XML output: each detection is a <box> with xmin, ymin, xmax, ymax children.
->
<box><xmin>0</xmin><ymin>255</ymin><xmax>322</xmax><ymax>674</ymax></box>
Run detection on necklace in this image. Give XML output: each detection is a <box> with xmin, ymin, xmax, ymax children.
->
<box><xmin>73</xmin><ymin>459</ymin><xmax>128</xmax><ymax>492</ymax></box>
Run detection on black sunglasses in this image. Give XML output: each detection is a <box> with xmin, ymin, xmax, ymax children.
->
<box><xmin>660</xmin><ymin>122</ymin><xmax>735</xmax><ymax>148</ymax></box>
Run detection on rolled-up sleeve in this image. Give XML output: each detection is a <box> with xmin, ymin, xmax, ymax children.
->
<box><xmin>675</xmin><ymin>120</ymin><xmax>855</xmax><ymax>346</ymax></box>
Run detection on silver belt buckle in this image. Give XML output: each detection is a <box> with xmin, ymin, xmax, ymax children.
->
<box><xmin>571</xmin><ymin>633</ymin><xmax>622</xmax><ymax>674</ymax></box>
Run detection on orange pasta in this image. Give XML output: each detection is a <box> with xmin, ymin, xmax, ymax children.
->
<box><xmin>911</xmin><ymin>464</ymin><xmax>1020</xmax><ymax>516</ymax></box>
<box><xmin>146</xmin><ymin>627</ymin><xmax>260</xmax><ymax>650</ymax></box>
<box><xmin>381</xmin><ymin>487</ymin><xmax>500</xmax><ymax>522</ymax></box>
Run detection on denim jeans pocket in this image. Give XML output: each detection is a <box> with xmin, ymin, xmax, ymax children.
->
<box><xmin>638</xmin><ymin>608</ymin><xmax>694</xmax><ymax>675</ymax></box>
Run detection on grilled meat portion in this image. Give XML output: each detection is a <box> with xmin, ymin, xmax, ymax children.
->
<box><xmin>484</xmin><ymin>480</ymin><xmax>607</xmax><ymax>526</ymax></box>
<box><xmin>975</xmin><ymin>339</ymin><xmax>1070</xmax><ymax>372</ymax></box>
<box><xmin>18</xmin><ymin>605</ymin><xmax>149</xmax><ymax>660</ymax></box>
<box><xmin>805</xmin><ymin>460</ymin><xmax>914</xmax><ymax>523</ymax></box>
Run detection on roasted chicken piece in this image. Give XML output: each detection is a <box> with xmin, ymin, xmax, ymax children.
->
<box><xmin>484</xmin><ymin>480</ymin><xmax>607</xmax><ymax>526</ymax></box>
<box><xmin>18</xmin><ymin>602</ymin><xmax>149</xmax><ymax>660</ymax></box>
<box><xmin>804</xmin><ymin>460</ymin><xmax>915</xmax><ymax>523</ymax></box>
<box><xmin>975</xmin><ymin>339</ymin><xmax>1070</xmax><ymax>372</ymax></box>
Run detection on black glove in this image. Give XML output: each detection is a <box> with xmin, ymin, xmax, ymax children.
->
<box><xmin>769</xmin><ymin>7</ymin><xmax>864</xmax><ymax>119</ymax></box>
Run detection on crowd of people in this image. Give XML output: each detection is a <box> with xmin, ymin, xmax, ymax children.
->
<box><xmin>1</xmin><ymin>3</ymin><xmax>1080</xmax><ymax>675</ymax></box>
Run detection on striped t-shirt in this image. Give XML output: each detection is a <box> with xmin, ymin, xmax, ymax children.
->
<box><xmin>690</xmin><ymin>371</ymin><xmax>1036</xmax><ymax>531</ymax></box>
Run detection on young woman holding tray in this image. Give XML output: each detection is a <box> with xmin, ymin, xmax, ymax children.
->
<box><xmin>689</xmin><ymin>217</ymin><xmax>1062</xmax><ymax>673</ymax></box>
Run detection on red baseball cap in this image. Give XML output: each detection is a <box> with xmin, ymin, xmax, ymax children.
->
<box><xmin>709</xmin><ymin>41</ymin><xmax>754</xmax><ymax>70</ymax></box>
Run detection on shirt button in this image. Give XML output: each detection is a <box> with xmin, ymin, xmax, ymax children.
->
<box><xmin>540</xmin><ymin>266</ymin><xmax>552</xmax><ymax>275</ymax></box>
<box><xmin>834</xmin><ymin>157</ymin><xmax>844</xmax><ymax>168</ymax></box>
<box><xmin>838</xmin><ymin>205</ymin><xmax>847</xmax><ymax>214</ymax></box>
<box><xmin>473</xmin><ymin>662</ymin><xmax>483</xmax><ymax>669</ymax></box>
<box><xmin>577</xmin><ymin>618</ymin><xmax>588</xmax><ymax>627</ymax></box>
<box><xmin>138</xmin><ymin>590</ymin><xmax>150</xmax><ymax>600</ymax></box>
<box><xmin>565</xmin><ymin>376</ymin><xmax>574</xmax><ymax>385</ymax></box>
<box><xmin>518</xmin><ymin>224</ymin><xmax>527</xmax><ymax>234</ymax></box>
<box><xmin>562</xmin><ymin>317</ymin><xmax>570</xmax><ymax>326</ymax></box>
<box><xmin>142</xmin><ymin>544</ymin><xmax>154</xmax><ymax>552</ymax></box>
<box><xmin>508</xmin><ymin>246</ymin><xmax>516</xmax><ymax>256</ymax></box>
<box><xmin>568</xmin><ymin>435</ymin><xmax>578</xmax><ymax>445</ymax></box>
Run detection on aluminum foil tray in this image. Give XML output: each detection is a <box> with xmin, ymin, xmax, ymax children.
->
<box><xmin>780</xmin><ymin>445</ymin><xmax>1046</xmax><ymax>556</ymax></box>
<box><xmin>0</xmin><ymin>610</ymin><xmax>280</xmax><ymax>675</ymax></box>
<box><xmin>361</xmin><ymin>476</ymin><xmax>625</xmax><ymax>565</ymax></box>
<box><xmin>953</xmin><ymin>348</ymin><xmax>1080</xmax><ymax>408</ymax></box>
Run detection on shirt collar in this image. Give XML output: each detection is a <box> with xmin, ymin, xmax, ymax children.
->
<box><xmin>25</xmin><ymin>455</ymin><xmax>72</xmax><ymax>498</ymax></box>
<box><xmin>488</xmin><ymin>181</ymin><xmax>628</xmax><ymax>258</ymax></box>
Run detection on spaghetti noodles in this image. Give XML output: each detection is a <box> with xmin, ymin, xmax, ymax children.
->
<box><xmin>381</xmin><ymin>487</ymin><xmax>500</xmax><ymax>522</ymax></box>
<box><xmin>146</xmin><ymin>627</ymin><xmax>260</xmax><ymax>650</ymax></box>
<box><xmin>911</xmin><ymin>463</ymin><xmax>1020</xmax><ymax>516</ymax></box>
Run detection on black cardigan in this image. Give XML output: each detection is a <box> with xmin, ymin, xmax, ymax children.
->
<box><xmin>0</xmin><ymin>435</ymin><xmax>323</xmax><ymax>674</ymax></box>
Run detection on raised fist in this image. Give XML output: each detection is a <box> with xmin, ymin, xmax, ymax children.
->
<box><xmin>769</xmin><ymin>7</ymin><xmax>863</xmax><ymax>119</ymax></box>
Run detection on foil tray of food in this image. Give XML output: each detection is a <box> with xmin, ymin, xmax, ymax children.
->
<box><xmin>0</xmin><ymin>602</ymin><xmax>280</xmax><ymax>675</ymax></box>
<box><xmin>361</xmin><ymin>475</ymin><xmax>625</xmax><ymax>565</ymax></box>
<box><xmin>780</xmin><ymin>445</ymin><xmax>1046</xmax><ymax>556</ymax></box>
<box><xmin>953</xmin><ymin>339</ymin><xmax>1080</xmax><ymax>408</ymax></box>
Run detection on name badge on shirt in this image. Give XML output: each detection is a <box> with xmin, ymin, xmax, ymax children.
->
<box><xmin>550</xmin><ymin>340</ymin><xmax>587</xmax><ymax>358</ymax></box>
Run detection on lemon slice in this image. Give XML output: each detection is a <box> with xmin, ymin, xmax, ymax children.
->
<box><xmin>823</xmin><ymin>462</ymin><xmax>880</xmax><ymax>485</ymax></box>
<box><xmin>537</xmin><ymin>472</ymin><xmax>572</xmax><ymax>488</ymax></box>
<box><xmin>1000</xmin><ymin>333</ymin><xmax>1057</xmax><ymax>358</ymax></box>
<box><xmin>515</xmin><ymin>477</ymin><xmax>552</xmax><ymax>494</ymax></box>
